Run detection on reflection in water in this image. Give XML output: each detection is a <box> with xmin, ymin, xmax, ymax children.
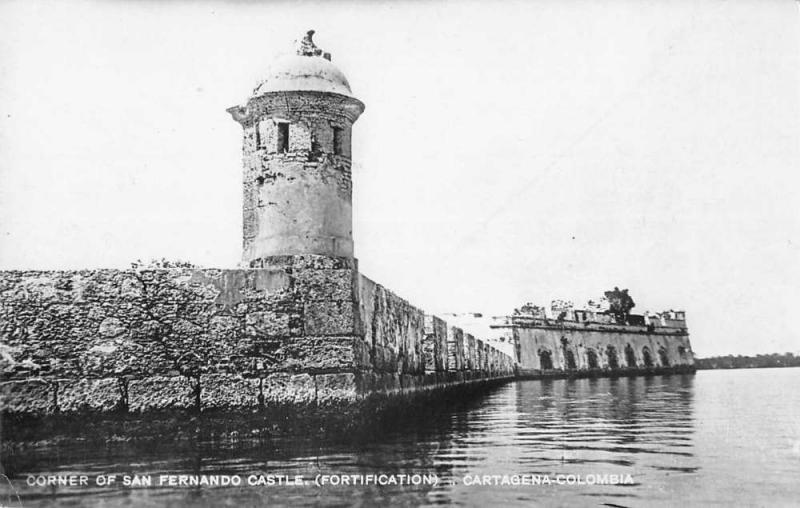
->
<box><xmin>429</xmin><ymin>375</ymin><xmax>696</xmax><ymax>506</ymax></box>
<box><xmin>3</xmin><ymin>370</ymin><xmax>799</xmax><ymax>507</ymax></box>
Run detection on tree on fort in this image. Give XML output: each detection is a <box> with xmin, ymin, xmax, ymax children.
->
<box><xmin>604</xmin><ymin>287</ymin><xmax>635</xmax><ymax>324</ymax></box>
<box><xmin>513</xmin><ymin>302</ymin><xmax>546</xmax><ymax>317</ymax></box>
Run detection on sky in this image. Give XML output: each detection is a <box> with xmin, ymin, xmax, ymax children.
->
<box><xmin>0</xmin><ymin>0</ymin><xmax>798</xmax><ymax>357</ymax></box>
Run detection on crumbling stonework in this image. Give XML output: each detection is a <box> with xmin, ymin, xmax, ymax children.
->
<box><xmin>423</xmin><ymin>315</ymin><xmax>448</xmax><ymax>373</ymax></box>
<box><xmin>232</xmin><ymin>92</ymin><xmax>363</xmax><ymax>263</ymax></box>
<box><xmin>0</xmin><ymin>257</ymin><xmax>516</xmax><ymax>421</ymax></box>
<box><xmin>493</xmin><ymin>315</ymin><xmax>694</xmax><ymax>376</ymax></box>
<box><xmin>0</xmin><ymin>31</ymin><xmax>692</xmax><ymax>444</ymax></box>
<box><xmin>446</xmin><ymin>326</ymin><xmax>465</xmax><ymax>371</ymax></box>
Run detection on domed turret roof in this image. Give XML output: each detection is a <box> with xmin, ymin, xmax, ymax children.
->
<box><xmin>253</xmin><ymin>30</ymin><xmax>355</xmax><ymax>98</ymax></box>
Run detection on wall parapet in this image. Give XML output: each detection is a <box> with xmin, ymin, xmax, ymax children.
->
<box><xmin>498</xmin><ymin>316</ymin><xmax>689</xmax><ymax>336</ymax></box>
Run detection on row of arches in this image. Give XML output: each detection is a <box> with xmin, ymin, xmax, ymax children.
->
<box><xmin>538</xmin><ymin>343</ymin><xmax>679</xmax><ymax>371</ymax></box>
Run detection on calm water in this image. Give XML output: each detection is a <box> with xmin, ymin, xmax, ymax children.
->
<box><xmin>2</xmin><ymin>368</ymin><xmax>799</xmax><ymax>507</ymax></box>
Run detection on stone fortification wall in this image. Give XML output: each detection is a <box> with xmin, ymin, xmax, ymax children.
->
<box><xmin>356</xmin><ymin>274</ymin><xmax>515</xmax><ymax>397</ymax></box>
<box><xmin>502</xmin><ymin>318</ymin><xmax>694</xmax><ymax>376</ymax></box>
<box><xmin>0</xmin><ymin>257</ymin><xmax>515</xmax><ymax>419</ymax></box>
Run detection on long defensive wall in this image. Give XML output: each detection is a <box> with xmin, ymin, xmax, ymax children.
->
<box><xmin>0</xmin><ymin>262</ymin><xmax>514</xmax><ymax>422</ymax></box>
<box><xmin>0</xmin><ymin>32</ymin><xmax>693</xmax><ymax>444</ymax></box>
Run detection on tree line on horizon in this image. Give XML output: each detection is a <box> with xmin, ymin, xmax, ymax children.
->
<box><xmin>695</xmin><ymin>352</ymin><xmax>800</xmax><ymax>370</ymax></box>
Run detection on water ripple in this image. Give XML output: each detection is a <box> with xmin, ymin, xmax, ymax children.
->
<box><xmin>4</xmin><ymin>370</ymin><xmax>800</xmax><ymax>506</ymax></box>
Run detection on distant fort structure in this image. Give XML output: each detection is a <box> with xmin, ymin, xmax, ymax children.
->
<box><xmin>447</xmin><ymin>302</ymin><xmax>693</xmax><ymax>377</ymax></box>
<box><xmin>0</xmin><ymin>32</ymin><xmax>693</xmax><ymax>442</ymax></box>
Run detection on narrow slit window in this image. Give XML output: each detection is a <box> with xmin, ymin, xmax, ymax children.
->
<box><xmin>255</xmin><ymin>123</ymin><xmax>262</xmax><ymax>148</ymax></box>
<box><xmin>332</xmin><ymin>126</ymin><xmax>343</xmax><ymax>155</ymax></box>
<box><xmin>277</xmin><ymin>122</ymin><xmax>289</xmax><ymax>153</ymax></box>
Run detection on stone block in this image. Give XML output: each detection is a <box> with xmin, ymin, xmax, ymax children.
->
<box><xmin>371</xmin><ymin>344</ymin><xmax>398</xmax><ymax>373</ymax></box>
<box><xmin>249</xmin><ymin>336</ymin><xmax>369</xmax><ymax>373</ymax></box>
<box><xmin>422</xmin><ymin>334</ymin><xmax>436</xmax><ymax>373</ymax></box>
<box><xmin>315</xmin><ymin>372</ymin><xmax>358</xmax><ymax>406</ymax></box>
<box><xmin>79</xmin><ymin>336</ymin><xmax>174</xmax><ymax>378</ymax></box>
<box><xmin>57</xmin><ymin>378</ymin><xmax>123</xmax><ymax>413</ymax></box>
<box><xmin>464</xmin><ymin>334</ymin><xmax>476</xmax><ymax>371</ymax></box>
<box><xmin>354</xmin><ymin>371</ymin><xmax>398</xmax><ymax>396</ymax></box>
<box><xmin>251</xmin><ymin>269</ymin><xmax>291</xmax><ymax>293</ymax></box>
<box><xmin>128</xmin><ymin>376</ymin><xmax>197</xmax><ymax>412</ymax></box>
<box><xmin>304</xmin><ymin>300</ymin><xmax>358</xmax><ymax>335</ymax></box>
<box><xmin>354</xmin><ymin>371</ymin><xmax>377</xmax><ymax>394</ymax></box>
<box><xmin>0</xmin><ymin>379</ymin><xmax>55</xmax><ymax>415</ymax></box>
<box><xmin>424</xmin><ymin>315</ymin><xmax>448</xmax><ymax>372</ymax></box>
<box><xmin>355</xmin><ymin>371</ymin><xmax>399</xmax><ymax>395</ymax></box>
<box><xmin>294</xmin><ymin>269</ymin><xmax>356</xmax><ymax>301</ymax></box>
<box><xmin>400</xmin><ymin>317</ymin><xmax>426</xmax><ymax>375</ymax></box>
<box><xmin>262</xmin><ymin>372</ymin><xmax>315</xmax><ymax>405</ymax></box>
<box><xmin>283</xmin><ymin>336</ymin><xmax>369</xmax><ymax>371</ymax></box>
<box><xmin>357</xmin><ymin>275</ymin><xmax>377</xmax><ymax>347</ymax></box>
<box><xmin>200</xmin><ymin>374</ymin><xmax>261</xmax><ymax>410</ymax></box>
<box><xmin>446</xmin><ymin>326</ymin><xmax>464</xmax><ymax>371</ymax></box>
<box><xmin>246</xmin><ymin>310</ymin><xmax>295</xmax><ymax>338</ymax></box>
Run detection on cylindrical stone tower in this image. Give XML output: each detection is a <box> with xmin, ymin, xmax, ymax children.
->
<box><xmin>228</xmin><ymin>30</ymin><xmax>365</xmax><ymax>265</ymax></box>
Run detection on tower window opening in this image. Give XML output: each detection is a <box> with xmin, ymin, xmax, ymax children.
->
<box><xmin>255</xmin><ymin>123</ymin><xmax>262</xmax><ymax>148</ymax></box>
<box><xmin>277</xmin><ymin>122</ymin><xmax>289</xmax><ymax>153</ymax></box>
<box><xmin>333</xmin><ymin>126</ymin><xmax>343</xmax><ymax>155</ymax></box>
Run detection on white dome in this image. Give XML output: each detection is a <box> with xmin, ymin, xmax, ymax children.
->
<box><xmin>253</xmin><ymin>53</ymin><xmax>355</xmax><ymax>98</ymax></box>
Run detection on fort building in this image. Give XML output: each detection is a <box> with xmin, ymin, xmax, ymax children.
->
<box><xmin>0</xmin><ymin>32</ymin><xmax>693</xmax><ymax>443</ymax></box>
<box><xmin>447</xmin><ymin>303</ymin><xmax>694</xmax><ymax>377</ymax></box>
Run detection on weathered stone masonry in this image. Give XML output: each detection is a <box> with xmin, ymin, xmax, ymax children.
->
<box><xmin>235</xmin><ymin>92</ymin><xmax>361</xmax><ymax>262</ymax></box>
<box><xmin>0</xmin><ymin>32</ymin><xmax>516</xmax><ymax>426</ymax></box>
<box><xmin>493</xmin><ymin>315</ymin><xmax>694</xmax><ymax>377</ymax></box>
<box><xmin>0</xmin><ymin>31</ymin><xmax>693</xmax><ymax>432</ymax></box>
<box><xmin>0</xmin><ymin>258</ymin><xmax>515</xmax><ymax>417</ymax></box>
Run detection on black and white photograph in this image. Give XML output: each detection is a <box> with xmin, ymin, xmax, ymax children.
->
<box><xmin>0</xmin><ymin>1</ymin><xmax>798</xmax><ymax>506</ymax></box>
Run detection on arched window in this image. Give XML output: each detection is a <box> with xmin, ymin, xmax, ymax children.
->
<box><xmin>560</xmin><ymin>337</ymin><xmax>576</xmax><ymax>370</ymax></box>
<box><xmin>586</xmin><ymin>349</ymin><xmax>599</xmax><ymax>369</ymax></box>
<box><xmin>565</xmin><ymin>349</ymin><xmax>577</xmax><ymax>370</ymax></box>
<box><xmin>642</xmin><ymin>347</ymin><xmax>654</xmax><ymax>367</ymax></box>
<box><xmin>658</xmin><ymin>347</ymin><xmax>670</xmax><ymax>367</ymax></box>
<box><xmin>606</xmin><ymin>345</ymin><xmax>619</xmax><ymax>369</ymax></box>
<box><xmin>625</xmin><ymin>344</ymin><xmax>637</xmax><ymax>367</ymax></box>
<box><xmin>538</xmin><ymin>349</ymin><xmax>554</xmax><ymax>370</ymax></box>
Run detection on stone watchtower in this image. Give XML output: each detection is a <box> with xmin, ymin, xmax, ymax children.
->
<box><xmin>227</xmin><ymin>30</ymin><xmax>365</xmax><ymax>265</ymax></box>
